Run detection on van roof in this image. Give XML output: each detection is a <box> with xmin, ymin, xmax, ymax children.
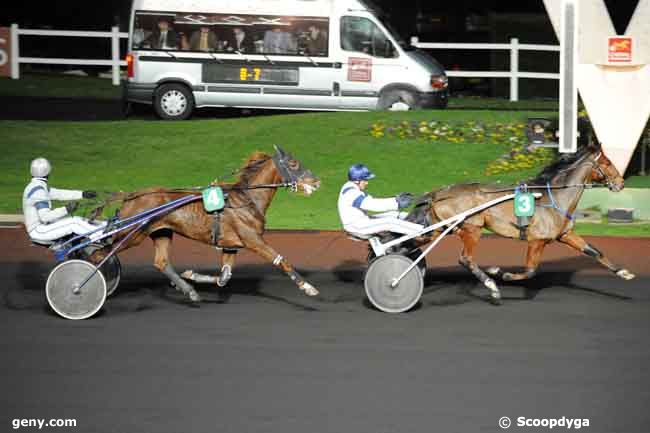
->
<box><xmin>132</xmin><ymin>0</ymin><xmax>368</xmax><ymax>16</ymax></box>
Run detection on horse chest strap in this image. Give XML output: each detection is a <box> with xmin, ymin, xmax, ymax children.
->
<box><xmin>211</xmin><ymin>212</ymin><xmax>221</xmax><ymax>246</ymax></box>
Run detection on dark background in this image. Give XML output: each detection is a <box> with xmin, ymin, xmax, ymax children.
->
<box><xmin>1</xmin><ymin>1</ymin><xmax>640</xmax><ymax>36</ymax></box>
<box><xmin>0</xmin><ymin>0</ymin><xmax>643</xmax><ymax>98</ymax></box>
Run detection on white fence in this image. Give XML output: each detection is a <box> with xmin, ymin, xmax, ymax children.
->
<box><xmin>411</xmin><ymin>37</ymin><xmax>561</xmax><ymax>102</ymax></box>
<box><xmin>6</xmin><ymin>25</ymin><xmax>560</xmax><ymax>95</ymax></box>
<box><xmin>9</xmin><ymin>24</ymin><xmax>128</xmax><ymax>86</ymax></box>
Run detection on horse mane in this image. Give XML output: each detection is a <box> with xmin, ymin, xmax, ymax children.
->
<box><xmin>529</xmin><ymin>146</ymin><xmax>595</xmax><ymax>185</ymax></box>
<box><xmin>234</xmin><ymin>151</ymin><xmax>273</xmax><ymax>186</ymax></box>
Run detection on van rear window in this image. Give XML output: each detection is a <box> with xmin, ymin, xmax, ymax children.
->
<box><xmin>132</xmin><ymin>11</ymin><xmax>329</xmax><ymax>57</ymax></box>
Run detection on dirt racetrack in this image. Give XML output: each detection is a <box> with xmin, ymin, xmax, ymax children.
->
<box><xmin>1</xmin><ymin>228</ymin><xmax>649</xmax><ymax>433</ymax></box>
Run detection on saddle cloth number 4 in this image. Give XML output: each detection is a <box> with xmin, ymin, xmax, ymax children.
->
<box><xmin>202</xmin><ymin>186</ymin><xmax>225</xmax><ymax>212</ymax></box>
<box><xmin>514</xmin><ymin>192</ymin><xmax>535</xmax><ymax>217</ymax></box>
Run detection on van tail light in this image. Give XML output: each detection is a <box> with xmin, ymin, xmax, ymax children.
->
<box><xmin>126</xmin><ymin>53</ymin><xmax>134</xmax><ymax>78</ymax></box>
<box><xmin>431</xmin><ymin>74</ymin><xmax>448</xmax><ymax>90</ymax></box>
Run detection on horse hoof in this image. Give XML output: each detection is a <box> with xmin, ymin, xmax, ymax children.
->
<box><xmin>189</xmin><ymin>290</ymin><xmax>202</xmax><ymax>303</ymax></box>
<box><xmin>484</xmin><ymin>278</ymin><xmax>501</xmax><ymax>305</ymax></box>
<box><xmin>301</xmin><ymin>282</ymin><xmax>319</xmax><ymax>296</ymax></box>
<box><xmin>181</xmin><ymin>270</ymin><xmax>194</xmax><ymax>280</ymax></box>
<box><xmin>502</xmin><ymin>272</ymin><xmax>515</xmax><ymax>281</ymax></box>
<box><xmin>217</xmin><ymin>265</ymin><xmax>232</xmax><ymax>287</ymax></box>
<box><xmin>485</xmin><ymin>266</ymin><xmax>501</xmax><ymax>276</ymax></box>
<box><xmin>616</xmin><ymin>269</ymin><xmax>635</xmax><ymax>280</ymax></box>
<box><xmin>484</xmin><ymin>278</ymin><xmax>498</xmax><ymax>292</ymax></box>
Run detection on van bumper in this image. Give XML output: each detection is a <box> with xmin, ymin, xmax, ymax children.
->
<box><xmin>123</xmin><ymin>82</ymin><xmax>156</xmax><ymax>105</ymax></box>
<box><xmin>418</xmin><ymin>89</ymin><xmax>448</xmax><ymax>109</ymax></box>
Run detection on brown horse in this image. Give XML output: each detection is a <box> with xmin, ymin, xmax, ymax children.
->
<box><xmin>95</xmin><ymin>146</ymin><xmax>321</xmax><ymax>303</ymax></box>
<box><xmin>408</xmin><ymin>144</ymin><xmax>635</xmax><ymax>305</ymax></box>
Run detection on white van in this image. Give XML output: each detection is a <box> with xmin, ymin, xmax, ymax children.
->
<box><xmin>125</xmin><ymin>0</ymin><xmax>448</xmax><ymax>119</ymax></box>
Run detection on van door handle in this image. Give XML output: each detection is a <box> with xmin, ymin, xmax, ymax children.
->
<box><xmin>333</xmin><ymin>62</ymin><xmax>342</xmax><ymax>69</ymax></box>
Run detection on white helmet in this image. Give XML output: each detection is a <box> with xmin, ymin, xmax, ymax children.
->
<box><xmin>30</xmin><ymin>158</ymin><xmax>52</xmax><ymax>178</ymax></box>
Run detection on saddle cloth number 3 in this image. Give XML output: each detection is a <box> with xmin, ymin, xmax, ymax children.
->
<box><xmin>202</xmin><ymin>187</ymin><xmax>225</xmax><ymax>212</ymax></box>
<box><xmin>514</xmin><ymin>192</ymin><xmax>535</xmax><ymax>217</ymax></box>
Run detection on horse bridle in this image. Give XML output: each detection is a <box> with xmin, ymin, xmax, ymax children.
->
<box><xmin>587</xmin><ymin>151</ymin><xmax>616</xmax><ymax>189</ymax></box>
<box><xmin>271</xmin><ymin>153</ymin><xmax>303</xmax><ymax>192</ymax></box>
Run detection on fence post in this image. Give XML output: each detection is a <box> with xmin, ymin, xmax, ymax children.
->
<box><xmin>641</xmin><ymin>128</ymin><xmax>649</xmax><ymax>176</ymax></box>
<box><xmin>10</xmin><ymin>23</ymin><xmax>19</xmax><ymax>79</ymax></box>
<box><xmin>510</xmin><ymin>38</ymin><xmax>519</xmax><ymax>102</ymax></box>
<box><xmin>111</xmin><ymin>26</ymin><xmax>120</xmax><ymax>86</ymax></box>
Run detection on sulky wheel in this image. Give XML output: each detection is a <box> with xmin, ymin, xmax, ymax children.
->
<box><xmin>364</xmin><ymin>254</ymin><xmax>423</xmax><ymax>313</ymax></box>
<box><xmin>78</xmin><ymin>244</ymin><xmax>121</xmax><ymax>297</ymax></box>
<box><xmin>368</xmin><ymin>249</ymin><xmax>427</xmax><ymax>278</ymax></box>
<box><xmin>407</xmin><ymin>248</ymin><xmax>427</xmax><ymax>279</ymax></box>
<box><xmin>46</xmin><ymin>259</ymin><xmax>107</xmax><ymax>320</ymax></box>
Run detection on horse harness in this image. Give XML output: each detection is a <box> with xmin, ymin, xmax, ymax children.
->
<box><xmin>209</xmin><ymin>154</ymin><xmax>303</xmax><ymax>247</ymax></box>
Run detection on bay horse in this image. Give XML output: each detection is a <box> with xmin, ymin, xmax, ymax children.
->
<box><xmin>94</xmin><ymin>146</ymin><xmax>321</xmax><ymax>303</ymax></box>
<box><xmin>408</xmin><ymin>144</ymin><xmax>635</xmax><ymax>305</ymax></box>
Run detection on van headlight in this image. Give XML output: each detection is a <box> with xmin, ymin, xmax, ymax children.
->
<box><xmin>430</xmin><ymin>74</ymin><xmax>448</xmax><ymax>90</ymax></box>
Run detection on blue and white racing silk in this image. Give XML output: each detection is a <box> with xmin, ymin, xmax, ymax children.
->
<box><xmin>337</xmin><ymin>181</ymin><xmax>423</xmax><ymax>238</ymax></box>
<box><xmin>22</xmin><ymin>177</ymin><xmax>105</xmax><ymax>244</ymax></box>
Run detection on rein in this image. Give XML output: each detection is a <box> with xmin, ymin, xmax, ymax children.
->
<box><xmin>478</xmin><ymin>183</ymin><xmax>603</xmax><ymax>194</ymax></box>
<box><xmin>88</xmin><ymin>153</ymin><xmax>299</xmax><ymax>218</ymax></box>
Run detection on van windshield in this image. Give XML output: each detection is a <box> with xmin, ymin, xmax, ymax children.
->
<box><xmin>132</xmin><ymin>11</ymin><xmax>329</xmax><ymax>57</ymax></box>
<box><xmin>357</xmin><ymin>0</ymin><xmax>414</xmax><ymax>51</ymax></box>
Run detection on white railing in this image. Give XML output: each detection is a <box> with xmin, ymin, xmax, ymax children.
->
<box><xmin>10</xmin><ymin>24</ymin><xmax>128</xmax><ymax>86</ymax></box>
<box><xmin>411</xmin><ymin>36</ymin><xmax>561</xmax><ymax>102</ymax></box>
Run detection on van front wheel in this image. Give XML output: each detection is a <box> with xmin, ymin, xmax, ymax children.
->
<box><xmin>378</xmin><ymin>89</ymin><xmax>418</xmax><ymax>111</ymax></box>
<box><xmin>154</xmin><ymin>84</ymin><xmax>194</xmax><ymax>120</ymax></box>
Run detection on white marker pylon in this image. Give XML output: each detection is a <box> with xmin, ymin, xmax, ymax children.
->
<box><xmin>544</xmin><ymin>0</ymin><xmax>650</xmax><ymax>174</ymax></box>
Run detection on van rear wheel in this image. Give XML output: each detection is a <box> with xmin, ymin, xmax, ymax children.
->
<box><xmin>378</xmin><ymin>89</ymin><xmax>418</xmax><ymax>111</ymax></box>
<box><xmin>154</xmin><ymin>83</ymin><xmax>194</xmax><ymax>120</ymax></box>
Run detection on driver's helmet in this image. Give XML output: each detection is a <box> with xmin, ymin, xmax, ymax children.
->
<box><xmin>30</xmin><ymin>158</ymin><xmax>52</xmax><ymax>178</ymax></box>
<box><xmin>348</xmin><ymin>164</ymin><xmax>375</xmax><ymax>181</ymax></box>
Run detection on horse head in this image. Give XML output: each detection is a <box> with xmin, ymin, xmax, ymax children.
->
<box><xmin>272</xmin><ymin>145</ymin><xmax>321</xmax><ymax>196</ymax></box>
<box><xmin>589</xmin><ymin>145</ymin><xmax>624</xmax><ymax>192</ymax></box>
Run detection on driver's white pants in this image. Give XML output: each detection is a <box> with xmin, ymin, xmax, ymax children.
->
<box><xmin>29</xmin><ymin>217</ymin><xmax>106</xmax><ymax>244</ymax></box>
<box><xmin>345</xmin><ymin>211</ymin><xmax>424</xmax><ymax>238</ymax></box>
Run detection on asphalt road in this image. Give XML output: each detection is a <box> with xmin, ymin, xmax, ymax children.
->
<box><xmin>1</xmin><ymin>229</ymin><xmax>649</xmax><ymax>433</ymax></box>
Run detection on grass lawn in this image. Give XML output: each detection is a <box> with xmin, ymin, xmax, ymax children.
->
<box><xmin>625</xmin><ymin>175</ymin><xmax>650</xmax><ymax>188</ymax></box>
<box><xmin>0</xmin><ymin>73</ymin><xmax>121</xmax><ymax>100</ymax></box>
<box><xmin>574</xmin><ymin>222</ymin><xmax>650</xmax><ymax>237</ymax></box>
<box><xmin>3</xmin><ymin>109</ymin><xmax>649</xmax><ymax>237</ymax></box>
<box><xmin>0</xmin><ymin>72</ymin><xmax>561</xmax><ymax>111</ymax></box>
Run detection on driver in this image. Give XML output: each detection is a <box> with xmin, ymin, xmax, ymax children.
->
<box><xmin>22</xmin><ymin>158</ymin><xmax>106</xmax><ymax>245</ymax></box>
<box><xmin>338</xmin><ymin>163</ymin><xmax>423</xmax><ymax>238</ymax></box>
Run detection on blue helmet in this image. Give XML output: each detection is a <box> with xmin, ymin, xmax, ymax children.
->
<box><xmin>348</xmin><ymin>164</ymin><xmax>375</xmax><ymax>181</ymax></box>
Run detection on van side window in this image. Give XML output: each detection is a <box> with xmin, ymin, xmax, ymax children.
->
<box><xmin>340</xmin><ymin>16</ymin><xmax>397</xmax><ymax>58</ymax></box>
<box><xmin>132</xmin><ymin>11</ymin><xmax>329</xmax><ymax>57</ymax></box>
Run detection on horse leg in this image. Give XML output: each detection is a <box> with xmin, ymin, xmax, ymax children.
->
<box><xmin>152</xmin><ymin>232</ymin><xmax>202</xmax><ymax>303</ymax></box>
<box><xmin>457</xmin><ymin>224</ymin><xmax>501</xmax><ymax>305</ymax></box>
<box><xmin>216</xmin><ymin>249</ymin><xmax>237</xmax><ymax>287</ymax></box>
<box><xmin>180</xmin><ymin>248</ymin><xmax>238</xmax><ymax>286</ymax></box>
<box><xmin>558</xmin><ymin>231</ymin><xmax>635</xmax><ymax>280</ymax></box>
<box><xmin>489</xmin><ymin>239</ymin><xmax>547</xmax><ymax>281</ymax></box>
<box><xmin>243</xmin><ymin>234</ymin><xmax>318</xmax><ymax>296</ymax></box>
